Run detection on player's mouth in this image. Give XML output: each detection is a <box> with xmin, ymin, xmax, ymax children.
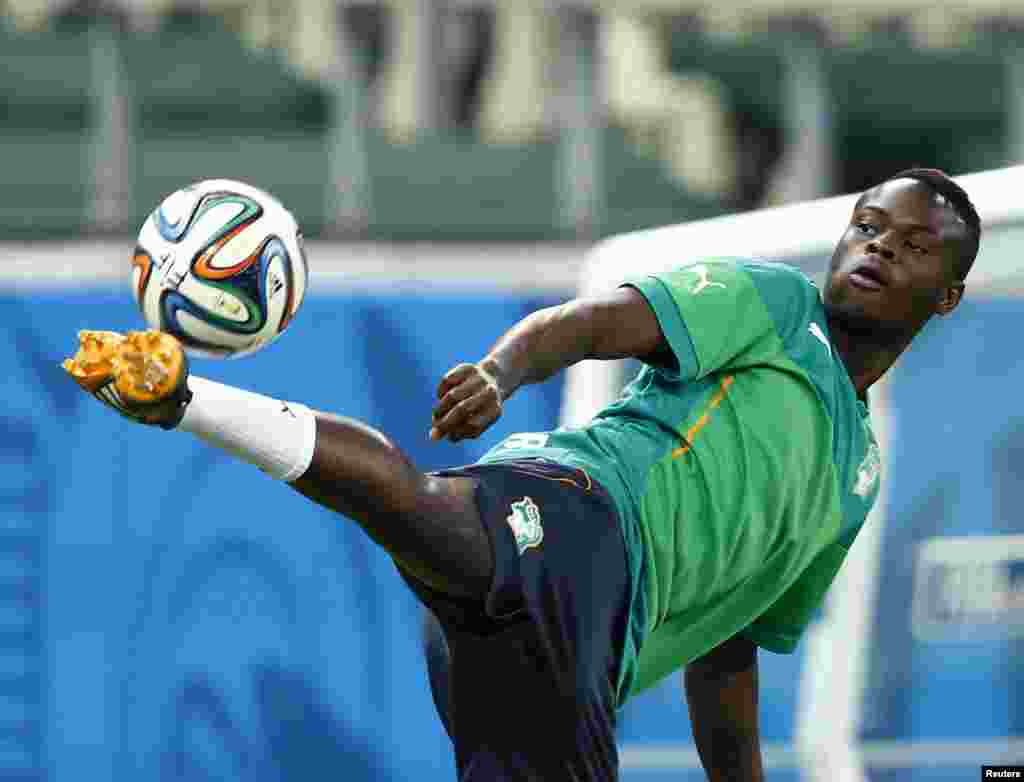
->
<box><xmin>847</xmin><ymin>259</ymin><xmax>888</xmax><ymax>291</ymax></box>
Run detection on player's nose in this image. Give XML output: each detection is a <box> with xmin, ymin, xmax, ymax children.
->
<box><xmin>866</xmin><ymin>239</ymin><xmax>895</xmax><ymax>260</ymax></box>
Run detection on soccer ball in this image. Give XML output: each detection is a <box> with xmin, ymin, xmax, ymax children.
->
<box><xmin>132</xmin><ymin>179</ymin><xmax>309</xmax><ymax>358</ymax></box>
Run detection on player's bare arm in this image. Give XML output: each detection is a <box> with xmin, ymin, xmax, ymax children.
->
<box><xmin>430</xmin><ymin>286</ymin><xmax>668</xmax><ymax>442</ymax></box>
<box><xmin>685</xmin><ymin>635</ymin><xmax>764</xmax><ymax>782</ymax></box>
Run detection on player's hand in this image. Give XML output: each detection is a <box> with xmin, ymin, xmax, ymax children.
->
<box><xmin>430</xmin><ymin>362</ymin><xmax>503</xmax><ymax>442</ymax></box>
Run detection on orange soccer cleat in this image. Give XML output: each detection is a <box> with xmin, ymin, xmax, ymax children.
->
<box><xmin>62</xmin><ymin>329</ymin><xmax>192</xmax><ymax>428</ymax></box>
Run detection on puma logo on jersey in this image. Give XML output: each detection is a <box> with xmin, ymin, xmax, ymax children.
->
<box><xmin>689</xmin><ymin>264</ymin><xmax>727</xmax><ymax>295</ymax></box>
<box><xmin>808</xmin><ymin>322</ymin><xmax>832</xmax><ymax>358</ymax></box>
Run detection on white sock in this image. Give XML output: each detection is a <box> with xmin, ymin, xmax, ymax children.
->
<box><xmin>177</xmin><ymin>376</ymin><xmax>318</xmax><ymax>483</ymax></box>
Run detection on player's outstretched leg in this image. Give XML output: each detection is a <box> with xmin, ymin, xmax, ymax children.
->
<box><xmin>289</xmin><ymin>412</ymin><xmax>492</xmax><ymax>599</ymax></box>
<box><xmin>63</xmin><ymin>329</ymin><xmax>493</xmax><ymax>601</ymax></box>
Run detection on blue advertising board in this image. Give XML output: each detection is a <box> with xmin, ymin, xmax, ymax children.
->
<box><xmin>859</xmin><ymin>297</ymin><xmax>1024</xmax><ymax>780</ymax></box>
<box><xmin>2</xmin><ymin>288</ymin><xmax>563</xmax><ymax>781</ymax></box>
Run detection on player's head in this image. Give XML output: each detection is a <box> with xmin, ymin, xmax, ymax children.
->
<box><xmin>823</xmin><ymin>168</ymin><xmax>980</xmax><ymax>338</ymax></box>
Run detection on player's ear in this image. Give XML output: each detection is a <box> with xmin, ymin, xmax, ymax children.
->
<box><xmin>936</xmin><ymin>281</ymin><xmax>964</xmax><ymax>316</ymax></box>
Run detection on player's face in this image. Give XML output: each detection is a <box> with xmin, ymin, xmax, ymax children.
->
<box><xmin>824</xmin><ymin>179</ymin><xmax>966</xmax><ymax>336</ymax></box>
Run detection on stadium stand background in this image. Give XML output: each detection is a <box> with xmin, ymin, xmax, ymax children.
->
<box><xmin>2</xmin><ymin>1</ymin><xmax>1023</xmax><ymax>780</ymax></box>
<box><xmin>5</xmin><ymin>0</ymin><xmax>1019</xmax><ymax>240</ymax></box>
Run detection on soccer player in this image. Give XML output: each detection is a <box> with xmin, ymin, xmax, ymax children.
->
<box><xmin>63</xmin><ymin>168</ymin><xmax>980</xmax><ymax>781</ymax></box>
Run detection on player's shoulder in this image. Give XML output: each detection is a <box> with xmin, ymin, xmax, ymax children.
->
<box><xmin>702</xmin><ymin>257</ymin><xmax>815</xmax><ymax>287</ymax></box>
<box><xmin>688</xmin><ymin>259</ymin><xmax>823</xmax><ymax>338</ymax></box>
<box><xmin>733</xmin><ymin>259</ymin><xmax>816</xmax><ymax>286</ymax></box>
<box><xmin>737</xmin><ymin>260</ymin><xmax>821</xmax><ymax>306</ymax></box>
<box><xmin>660</xmin><ymin>256</ymin><xmax>809</xmax><ymax>278</ymax></box>
<box><xmin>657</xmin><ymin>257</ymin><xmax>817</xmax><ymax>297</ymax></box>
<box><xmin>636</xmin><ymin>258</ymin><xmax>821</xmax><ymax>328</ymax></box>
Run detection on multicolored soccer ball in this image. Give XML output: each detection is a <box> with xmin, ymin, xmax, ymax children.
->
<box><xmin>132</xmin><ymin>179</ymin><xmax>309</xmax><ymax>358</ymax></box>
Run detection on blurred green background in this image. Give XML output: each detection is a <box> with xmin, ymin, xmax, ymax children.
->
<box><xmin>1</xmin><ymin>0</ymin><xmax>1016</xmax><ymax>242</ymax></box>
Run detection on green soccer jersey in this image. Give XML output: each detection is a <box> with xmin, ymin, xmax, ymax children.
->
<box><xmin>479</xmin><ymin>259</ymin><xmax>881</xmax><ymax>705</ymax></box>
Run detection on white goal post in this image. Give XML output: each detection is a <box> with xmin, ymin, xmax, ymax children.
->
<box><xmin>559</xmin><ymin>164</ymin><xmax>1024</xmax><ymax>779</ymax></box>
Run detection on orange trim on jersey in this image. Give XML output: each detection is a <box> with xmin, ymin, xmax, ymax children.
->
<box><xmin>504</xmin><ymin>464</ymin><xmax>594</xmax><ymax>492</ymax></box>
<box><xmin>672</xmin><ymin>374</ymin><xmax>735</xmax><ymax>458</ymax></box>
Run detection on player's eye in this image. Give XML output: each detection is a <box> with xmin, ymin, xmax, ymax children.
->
<box><xmin>855</xmin><ymin>221</ymin><xmax>877</xmax><ymax>236</ymax></box>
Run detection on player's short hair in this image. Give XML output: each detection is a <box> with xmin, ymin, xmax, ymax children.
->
<box><xmin>860</xmin><ymin>168</ymin><xmax>981</xmax><ymax>281</ymax></box>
